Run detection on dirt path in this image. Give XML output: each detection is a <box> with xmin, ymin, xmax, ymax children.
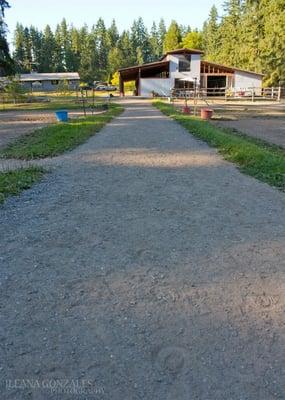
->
<box><xmin>1</xmin><ymin>100</ymin><xmax>285</xmax><ymax>399</ymax></box>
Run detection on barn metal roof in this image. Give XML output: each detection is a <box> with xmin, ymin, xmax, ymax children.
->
<box><xmin>160</xmin><ymin>48</ymin><xmax>204</xmax><ymax>60</ymax></box>
<box><xmin>19</xmin><ymin>72</ymin><xmax>80</xmax><ymax>82</ymax></box>
<box><xmin>201</xmin><ymin>60</ymin><xmax>264</xmax><ymax>77</ymax></box>
<box><xmin>118</xmin><ymin>61</ymin><xmax>169</xmax><ymax>81</ymax></box>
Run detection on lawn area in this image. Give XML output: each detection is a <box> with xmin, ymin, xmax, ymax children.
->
<box><xmin>0</xmin><ymin>104</ymin><xmax>123</xmax><ymax>160</ymax></box>
<box><xmin>154</xmin><ymin>101</ymin><xmax>285</xmax><ymax>190</ymax></box>
<box><xmin>0</xmin><ymin>91</ymin><xmax>118</xmax><ymax>112</ymax></box>
<box><xmin>0</xmin><ymin>167</ymin><xmax>44</xmax><ymax>203</ymax></box>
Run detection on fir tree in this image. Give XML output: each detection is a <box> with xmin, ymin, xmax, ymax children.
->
<box><xmin>41</xmin><ymin>25</ymin><xmax>56</xmax><ymax>72</ymax></box>
<box><xmin>149</xmin><ymin>22</ymin><xmax>161</xmax><ymax>61</ymax></box>
<box><xmin>182</xmin><ymin>30</ymin><xmax>203</xmax><ymax>50</ymax></box>
<box><xmin>203</xmin><ymin>5</ymin><xmax>220</xmax><ymax>61</ymax></box>
<box><xmin>163</xmin><ymin>20</ymin><xmax>182</xmax><ymax>52</ymax></box>
<box><xmin>108</xmin><ymin>19</ymin><xmax>119</xmax><ymax>47</ymax></box>
<box><xmin>0</xmin><ymin>0</ymin><xmax>13</xmax><ymax>75</ymax></box>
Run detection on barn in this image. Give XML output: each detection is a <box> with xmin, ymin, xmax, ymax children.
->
<box><xmin>19</xmin><ymin>72</ymin><xmax>80</xmax><ymax>92</ymax></box>
<box><xmin>118</xmin><ymin>49</ymin><xmax>263</xmax><ymax>97</ymax></box>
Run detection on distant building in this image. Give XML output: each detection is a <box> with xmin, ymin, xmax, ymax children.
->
<box><xmin>118</xmin><ymin>49</ymin><xmax>264</xmax><ymax>97</ymax></box>
<box><xmin>19</xmin><ymin>72</ymin><xmax>80</xmax><ymax>92</ymax></box>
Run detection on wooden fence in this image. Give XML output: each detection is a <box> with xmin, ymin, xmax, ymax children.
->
<box><xmin>171</xmin><ymin>87</ymin><xmax>283</xmax><ymax>102</ymax></box>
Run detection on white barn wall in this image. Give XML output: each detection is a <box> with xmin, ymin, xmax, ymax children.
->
<box><xmin>167</xmin><ymin>54</ymin><xmax>201</xmax><ymax>85</ymax></box>
<box><xmin>234</xmin><ymin>71</ymin><xmax>262</xmax><ymax>89</ymax></box>
<box><xmin>140</xmin><ymin>78</ymin><xmax>173</xmax><ymax>97</ymax></box>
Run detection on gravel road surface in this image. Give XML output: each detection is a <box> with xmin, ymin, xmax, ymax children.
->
<box><xmin>1</xmin><ymin>100</ymin><xmax>285</xmax><ymax>399</ymax></box>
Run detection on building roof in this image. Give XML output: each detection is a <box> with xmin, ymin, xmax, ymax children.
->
<box><xmin>160</xmin><ymin>48</ymin><xmax>204</xmax><ymax>60</ymax></box>
<box><xmin>118</xmin><ymin>49</ymin><xmax>264</xmax><ymax>82</ymax></box>
<box><xmin>118</xmin><ymin>60</ymin><xmax>169</xmax><ymax>81</ymax></box>
<box><xmin>19</xmin><ymin>72</ymin><xmax>80</xmax><ymax>82</ymax></box>
<box><xmin>201</xmin><ymin>60</ymin><xmax>264</xmax><ymax>77</ymax></box>
<box><xmin>118</xmin><ymin>48</ymin><xmax>204</xmax><ymax>78</ymax></box>
<box><xmin>118</xmin><ymin>60</ymin><xmax>169</xmax><ymax>73</ymax></box>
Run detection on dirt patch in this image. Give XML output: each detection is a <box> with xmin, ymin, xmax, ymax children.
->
<box><xmin>172</xmin><ymin>99</ymin><xmax>285</xmax><ymax>148</ymax></box>
<box><xmin>0</xmin><ymin>110</ymin><xmax>85</xmax><ymax>148</ymax></box>
<box><xmin>212</xmin><ymin>117</ymin><xmax>285</xmax><ymax>148</ymax></box>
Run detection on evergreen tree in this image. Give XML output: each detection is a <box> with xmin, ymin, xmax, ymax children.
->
<box><xmin>0</xmin><ymin>0</ymin><xmax>13</xmax><ymax>75</ymax></box>
<box><xmin>158</xmin><ymin>18</ymin><xmax>167</xmax><ymax>53</ymax></box>
<box><xmin>163</xmin><ymin>20</ymin><xmax>182</xmax><ymax>52</ymax></box>
<box><xmin>54</xmin><ymin>24</ymin><xmax>65</xmax><ymax>72</ymax></box>
<box><xmin>130</xmin><ymin>17</ymin><xmax>151</xmax><ymax>63</ymax></box>
<box><xmin>41</xmin><ymin>25</ymin><xmax>56</xmax><ymax>72</ymax></box>
<box><xmin>108</xmin><ymin>19</ymin><xmax>119</xmax><ymax>47</ymax></box>
<box><xmin>13</xmin><ymin>23</ymin><xmax>26</xmax><ymax>72</ymax></box>
<box><xmin>108</xmin><ymin>47</ymin><xmax>124</xmax><ymax>75</ymax></box>
<box><xmin>79</xmin><ymin>26</ymin><xmax>94</xmax><ymax>83</ymax></box>
<box><xmin>180</xmin><ymin>24</ymin><xmax>191</xmax><ymax>37</ymax></box>
<box><xmin>58</xmin><ymin>18</ymin><xmax>74</xmax><ymax>70</ymax></box>
<box><xmin>203</xmin><ymin>5</ymin><xmax>220</xmax><ymax>61</ymax></box>
<box><xmin>149</xmin><ymin>22</ymin><xmax>161</xmax><ymax>61</ymax></box>
<box><xmin>13</xmin><ymin>24</ymin><xmax>33</xmax><ymax>72</ymax></box>
<box><xmin>182</xmin><ymin>30</ymin><xmax>203</xmax><ymax>50</ymax></box>
<box><xmin>69</xmin><ymin>26</ymin><xmax>81</xmax><ymax>72</ymax></box>
<box><xmin>93</xmin><ymin>18</ymin><xmax>110</xmax><ymax>80</ymax></box>
<box><xmin>29</xmin><ymin>26</ymin><xmax>43</xmax><ymax>71</ymax></box>
<box><xmin>259</xmin><ymin>0</ymin><xmax>285</xmax><ymax>85</ymax></box>
<box><xmin>217</xmin><ymin>0</ymin><xmax>243</xmax><ymax>66</ymax></box>
<box><xmin>117</xmin><ymin>30</ymin><xmax>133</xmax><ymax>67</ymax></box>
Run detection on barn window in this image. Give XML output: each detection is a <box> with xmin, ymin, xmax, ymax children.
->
<box><xmin>179</xmin><ymin>55</ymin><xmax>191</xmax><ymax>72</ymax></box>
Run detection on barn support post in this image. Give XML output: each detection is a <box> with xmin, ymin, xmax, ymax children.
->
<box><xmin>119</xmin><ymin>73</ymin><xmax>125</xmax><ymax>97</ymax></box>
<box><xmin>138</xmin><ymin>68</ymin><xmax>141</xmax><ymax>96</ymax></box>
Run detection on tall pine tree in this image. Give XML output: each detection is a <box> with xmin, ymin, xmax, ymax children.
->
<box><xmin>163</xmin><ymin>20</ymin><xmax>182</xmax><ymax>52</ymax></box>
<box><xmin>0</xmin><ymin>0</ymin><xmax>13</xmax><ymax>75</ymax></box>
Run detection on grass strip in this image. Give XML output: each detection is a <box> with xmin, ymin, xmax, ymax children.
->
<box><xmin>0</xmin><ymin>167</ymin><xmax>44</xmax><ymax>203</ymax></box>
<box><xmin>1</xmin><ymin>104</ymin><xmax>123</xmax><ymax>160</ymax></box>
<box><xmin>154</xmin><ymin>101</ymin><xmax>285</xmax><ymax>190</ymax></box>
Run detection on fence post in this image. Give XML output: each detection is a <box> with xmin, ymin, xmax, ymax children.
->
<box><xmin>277</xmin><ymin>86</ymin><xmax>281</xmax><ymax>102</ymax></box>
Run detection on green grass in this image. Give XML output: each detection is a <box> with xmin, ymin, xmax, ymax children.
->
<box><xmin>0</xmin><ymin>100</ymin><xmax>81</xmax><ymax>112</ymax></box>
<box><xmin>0</xmin><ymin>167</ymin><xmax>44</xmax><ymax>203</ymax></box>
<box><xmin>0</xmin><ymin>104</ymin><xmax>123</xmax><ymax>160</ymax></box>
<box><xmin>0</xmin><ymin>99</ymin><xmax>110</xmax><ymax>112</ymax></box>
<box><xmin>0</xmin><ymin>92</ymin><xmax>118</xmax><ymax>112</ymax></box>
<box><xmin>154</xmin><ymin>101</ymin><xmax>285</xmax><ymax>190</ymax></box>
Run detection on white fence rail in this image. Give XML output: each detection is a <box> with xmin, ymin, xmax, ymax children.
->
<box><xmin>170</xmin><ymin>87</ymin><xmax>283</xmax><ymax>102</ymax></box>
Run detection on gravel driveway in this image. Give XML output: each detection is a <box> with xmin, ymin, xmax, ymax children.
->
<box><xmin>1</xmin><ymin>100</ymin><xmax>285</xmax><ymax>399</ymax></box>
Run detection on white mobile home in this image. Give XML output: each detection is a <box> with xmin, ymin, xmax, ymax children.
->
<box><xmin>118</xmin><ymin>49</ymin><xmax>263</xmax><ymax>97</ymax></box>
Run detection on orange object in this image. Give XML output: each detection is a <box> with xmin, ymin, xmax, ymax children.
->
<box><xmin>201</xmin><ymin>108</ymin><xmax>213</xmax><ymax>120</ymax></box>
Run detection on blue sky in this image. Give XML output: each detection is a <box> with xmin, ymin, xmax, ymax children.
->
<box><xmin>5</xmin><ymin>0</ymin><xmax>225</xmax><ymax>46</ymax></box>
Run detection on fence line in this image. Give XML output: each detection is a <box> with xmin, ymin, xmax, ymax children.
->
<box><xmin>170</xmin><ymin>87</ymin><xmax>283</xmax><ymax>102</ymax></box>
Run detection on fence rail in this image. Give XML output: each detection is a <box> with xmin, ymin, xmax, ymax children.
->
<box><xmin>170</xmin><ymin>87</ymin><xmax>283</xmax><ymax>102</ymax></box>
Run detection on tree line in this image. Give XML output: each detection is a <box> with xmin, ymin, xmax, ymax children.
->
<box><xmin>1</xmin><ymin>0</ymin><xmax>284</xmax><ymax>86</ymax></box>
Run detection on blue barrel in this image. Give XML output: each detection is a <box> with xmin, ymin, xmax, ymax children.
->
<box><xmin>55</xmin><ymin>110</ymin><xmax>68</xmax><ymax>122</ymax></box>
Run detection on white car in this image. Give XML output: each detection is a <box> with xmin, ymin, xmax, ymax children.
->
<box><xmin>95</xmin><ymin>85</ymin><xmax>117</xmax><ymax>91</ymax></box>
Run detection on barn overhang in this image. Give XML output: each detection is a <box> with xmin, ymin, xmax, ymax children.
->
<box><xmin>118</xmin><ymin>60</ymin><xmax>170</xmax><ymax>96</ymax></box>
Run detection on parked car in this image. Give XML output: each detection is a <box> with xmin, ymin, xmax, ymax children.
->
<box><xmin>95</xmin><ymin>84</ymin><xmax>117</xmax><ymax>91</ymax></box>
